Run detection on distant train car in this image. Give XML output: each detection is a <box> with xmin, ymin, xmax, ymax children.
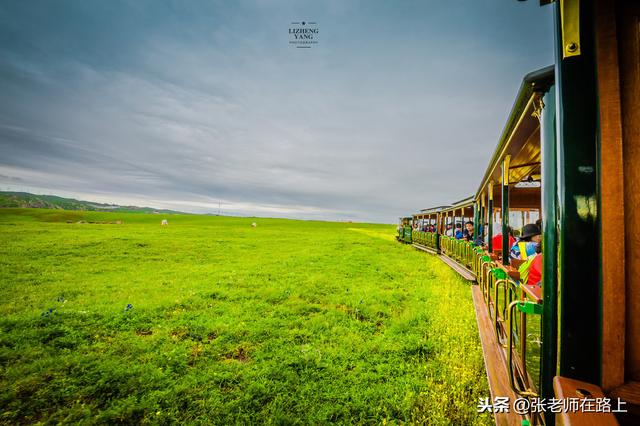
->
<box><xmin>397</xmin><ymin>1</ymin><xmax>638</xmax><ymax>424</ymax></box>
<box><xmin>396</xmin><ymin>216</ymin><xmax>413</xmax><ymax>243</ymax></box>
<box><xmin>410</xmin><ymin>205</ymin><xmax>448</xmax><ymax>255</ymax></box>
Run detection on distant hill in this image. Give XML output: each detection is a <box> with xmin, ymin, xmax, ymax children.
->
<box><xmin>0</xmin><ymin>191</ymin><xmax>186</xmax><ymax>214</ymax></box>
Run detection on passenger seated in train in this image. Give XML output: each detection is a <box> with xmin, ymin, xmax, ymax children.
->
<box><xmin>510</xmin><ymin>223</ymin><xmax>541</xmax><ymax>260</ymax></box>
<box><xmin>518</xmin><ymin>240</ymin><xmax>542</xmax><ymax>287</ymax></box>
<box><xmin>472</xmin><ymin>223</ymin><xmax>485</xmax><ymax>246</ymax></box>
<box><xmin>463</xmin><ymin>221</ymin><xmax>474</xmax><ymax>242</ymax></box>
<box><xmin>490</xmin><ymin>224</ymin><xmax>516</xmax><ymax>254</ymax></box>
<box><xmin>526</xmin><ymin>220</ymin><xmax>543</xmax><ymax>286</ymax></box>
<box><xmin>454</xmin><ymin>223</ymin><xmax>463</xmax><ymax>239</ymax></box>
<box><xmin>445</xmin><ymin>224</ymin><xmax>453</xmax><ymax>237</ymax></box>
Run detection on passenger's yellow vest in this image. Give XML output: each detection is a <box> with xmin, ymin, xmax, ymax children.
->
<box><xmin>518</xmin><ymin>241</ymin><xmax>529</xmax><ymax>260</ymax></box>
<box><xmin>518</xmin><ymin>253</ymin><xmax>538</xmax><ymax>285</ymax></box>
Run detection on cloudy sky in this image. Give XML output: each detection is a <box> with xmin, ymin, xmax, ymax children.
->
<box><xmin>0</xmin><ymin>0</ymin><xmax>553</xmax><ymax>223</ymax></box>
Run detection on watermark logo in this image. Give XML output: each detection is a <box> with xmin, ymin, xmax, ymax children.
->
<box><xmin>477</xmin><ymin>396</ymin><xmax>627</xmax><ymax>415</ymax></box>
<box><xmin>289</xmin><ymin>21</ymin><xmax>318</xmax><ymax>49</ymax></box>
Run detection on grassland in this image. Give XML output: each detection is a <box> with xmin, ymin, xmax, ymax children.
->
<box><xmin>0</xmin><ymin>208</ymin><xmax>491</xmax><ymax>425</ymax></box>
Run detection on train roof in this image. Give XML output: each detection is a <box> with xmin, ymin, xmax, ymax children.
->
<box><xmin>414</xmin><ymin>197</ymin><xmax>474</xmax><ymax>217</ymax></box>
<box><xmin>437</xmin><ymin>196</ymin><xmax>475</xmax><ymax>215</ymax></box>
<box><xmin>450</xmin><ymin>196</ymin><xmax>474</xmax><ymax>208</ymax></box>
<box><xmin>418</xmin><ymin>205</ymin><xmax>450</xmax><ymax>214</ymax></box>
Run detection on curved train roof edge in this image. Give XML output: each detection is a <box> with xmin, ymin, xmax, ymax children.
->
<box><xmin>449</xmin><ymin>196</ymin><xmax>475</xmax><ymax>208</ymax></box>
<box><xmin>418</xmin><ymin>205</ymin><xmax>450</xmax><ymax>214</ymax></box>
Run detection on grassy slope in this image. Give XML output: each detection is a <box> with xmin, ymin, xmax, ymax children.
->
<box><xmin>0</xmin><ymin>208</ymin><xmax>491</xmax><ymax>425</ymax></box>
<box><xmin>0</xmin><ymin>192</ymin><xmax>183</xmax><ymax>214</ymax></box>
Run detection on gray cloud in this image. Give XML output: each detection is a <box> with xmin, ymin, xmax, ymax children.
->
<box><xmin>0</xmin><ymin>0</ymin><xmax>553</xmax><ymax>222</ymax></box>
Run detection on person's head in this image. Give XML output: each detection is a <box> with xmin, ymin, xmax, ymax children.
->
<box><xmin>465</xmin><ymin>221</ymin><xmax>474</xmax><ymax>233</ymax></box>
<box><xmin>455</xmin><ymin>223</ymin><xmax>462</xmax><ymax>230</ymax></box>
<box><xmin>520</xmin><ymin>223</ymin><xmax>541</xmax><ymax>242</ymax></box>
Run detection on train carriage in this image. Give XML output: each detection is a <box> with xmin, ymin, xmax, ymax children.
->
<box><xmin>436</xmin><ymin>198</ymin><xmax>476</xmax><ymax>280</ymax></box>
<box><xmin>397</xmin><ymin>1</ymin><xmax>639</xmax><ymax>424</ymax></box>
<box><xmin>470</xmin><ymin>66</ymin><xmax>553</xmax><ymax>426</ymax></box>
<box><xmin>410</xmin><ymin>205</ymin><xmax>448</xmax><ymax>255</ymax></box>
<box><xmin>396</xmin><ymin>216</ymin><xmax>413</xmax><ymax>244</ymax></box>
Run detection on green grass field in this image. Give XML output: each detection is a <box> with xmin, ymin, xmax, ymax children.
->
<box><xmin>0</xmin><ymin>208</ymin><xmax>491</xmax><ymax>425</ymax></box>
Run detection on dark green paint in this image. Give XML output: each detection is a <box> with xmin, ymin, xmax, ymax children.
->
<box><xmin>501</xmin><ymin>162</ymin><xmax>510</xmax><ymax>266</ymax></box>
<box><xmin>540</xmin><ymin>86</ymin><xmax>558</xmax><ymax>413</ymax></box>
<box><xmin>553</xmin><ymin>0</ymin><xmax>601</xmax><ymax>384</ymax></box>
<box><xmin>473</xmin><ymin>202</ymin><xmax>479</xmax><ymax>244</ymax></box>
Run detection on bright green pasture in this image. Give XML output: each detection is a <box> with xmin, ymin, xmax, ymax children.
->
<box><xmin>0</xmin><ymin>209</ymin><xmax>490</xmax><ymax>425</ymax></box>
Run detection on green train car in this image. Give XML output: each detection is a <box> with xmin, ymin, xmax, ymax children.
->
<box><xmin>398</xmin><ymin>1</ymin><xmax>639</xmax><ymax>424</ymax></box>
<box><xmin>396</xmin><ymin>216</ymin><xmax>413</xmax><ymax>244</ymax></box>
<box><xmin>410</xmin><ymin>205</ymin><xmax>448</xmax><ymax>255</ymax></box>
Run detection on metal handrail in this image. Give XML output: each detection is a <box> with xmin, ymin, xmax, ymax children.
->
<box><xmin>481</xmin><ymin>258</ymin><xmax>494</xmax><ymax>303</ymax></box>
<box><xmin>474</xmin><ymin>249</ymin><xmax>484</xmax><ymax>276</ymax></box>
<box><xmin>507</xmin><ymin>300</ymin><xmax>539</xmax><ymax>398</ymax></box>
<box><xmin>493</xmin><ymin>278</ymin><xmax>510</xmax><ymax>347</ymax></box>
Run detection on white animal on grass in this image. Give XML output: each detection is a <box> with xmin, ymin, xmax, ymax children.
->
<box><xmin>251</xmin><ymin>222</ymin><xmax>257</xmax><ymax>228</ymax></box>
<box><xmin>161</xmin><ymin>219</ymin><xmax>168</xmax><ymax>226</ymax></box>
